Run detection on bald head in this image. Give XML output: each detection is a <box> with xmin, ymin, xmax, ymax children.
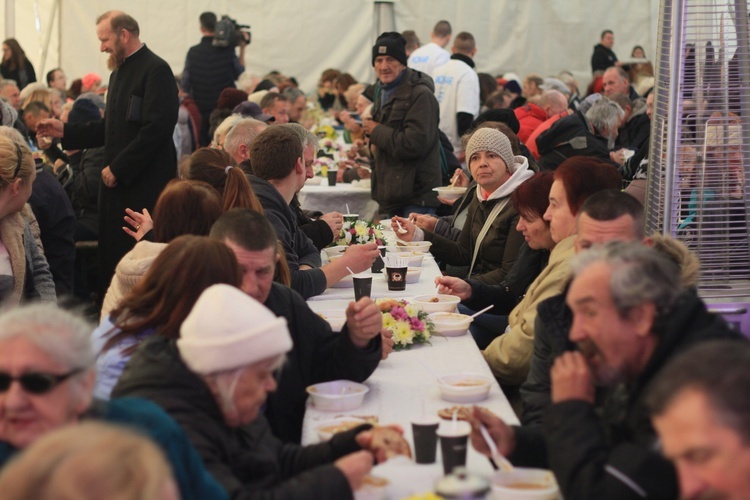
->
<box><xmin>539</xmin><ymin>90</ymin><xmax>568</xmax><ymax>117</ymax></box>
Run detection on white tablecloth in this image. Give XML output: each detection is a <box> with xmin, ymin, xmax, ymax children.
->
<box><xmin>298</xmin><ymin>178</ymin><xmax>379</xmax><ymax>222</ymax></box>
<box><xmin>304</xmin><ymin>254</ymin><xmax>519</xmax><ymax>498</ymax></box>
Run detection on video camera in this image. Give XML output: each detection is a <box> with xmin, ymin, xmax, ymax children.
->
<box><xmin>213</xmin><ymin>15</ymin><xmax>251</xmax><ymax>48</ymax></box>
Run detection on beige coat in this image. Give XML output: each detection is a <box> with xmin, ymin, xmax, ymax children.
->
<box><xmin>0</xmin><ymin>205</ymin><xmax>55</xmax><ymax>305</ymax></box>
<box><xmin>100</xmin><ymin>240</ymin><xmax>167</xmax><ymax>322</ymax></box>
<box><xmin>483</xmin><ymin>235</ymin><xmax>577</xmax><ymax>385</ymax></box>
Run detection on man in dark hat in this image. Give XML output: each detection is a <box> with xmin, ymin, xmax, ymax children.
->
<box><xmin>362</xmin><ymin>32</ymin><xmax>442</xmax><ymax>218</ymax></box>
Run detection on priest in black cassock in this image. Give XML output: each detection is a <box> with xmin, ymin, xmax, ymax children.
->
<box><xmin>38</xmin><ymin>10</ymin><xmax>178</xmax><ymax>298</ymax></box>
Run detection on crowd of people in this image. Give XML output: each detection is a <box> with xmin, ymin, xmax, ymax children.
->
<box><xmin>0</xmin><ymin>10</ymin><xmax>747</xmax><ymax>500</ymax></box>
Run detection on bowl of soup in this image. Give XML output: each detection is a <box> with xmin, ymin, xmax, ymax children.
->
<box><xmin>412</xmin><ymin>294</ymin><xmax>460</xmax><ymax>313</ymax></box>
<box><xmin>429</xmin><ymin>312</ymin><xmax>473</xmax><ymax>336</ymax></box>
<box><xmin>438</xmin><ymin>373</ymin><xmax>491</xmax><ymax>403</ymax></box>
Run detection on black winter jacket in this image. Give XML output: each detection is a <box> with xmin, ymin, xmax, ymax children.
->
<box><xmin>591</xmin><ymin>43</ymin><xmax>618</xmax><ymax>73</ymax></box>
<box><xmin>290</xmin><ymin>195</ymin><xmax>335</xmax><ymax>252</ymax></box>
<box><xmin>263</xmin><ymin>283</ymin><xmax>381</xmax><ymax>443</ymax></box>
<box><xmin>369</xmin><ymin>68</ymin><xmax>442</xmax><ymax>216</ymax></box>
<box><xmin>536</xmin><ymin>111</ymin><xmax>616</xmax><ymax>171</ymax></box>
<box><xmin>511</xmin><ymin>290</ymin><xmax>742</xmax><ymax>499</ymax></box>
<box><xmin>113</xmin><ymin>336</ymin><xmax>367</xmax><ymax>500</ymax></box>
<box><xmin>182</xmin><ymin>36</ymin><xmax>243</xmax><ymax>115</ymax></box>
<box><xmin>250</xmin><ymin>176</ymin><xmax>326</xmax><ymax>299</ymax></box>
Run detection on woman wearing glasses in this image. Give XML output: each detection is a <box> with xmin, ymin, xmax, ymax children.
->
<box><xmin>0</xmin><ymin>136</ymin><xmax>55</xmax><ymax>304</ymax></box>
<box><xmin>0</xmin><ymin>304</ymin><xmax>228</xmax><ymax>499</ymax></box>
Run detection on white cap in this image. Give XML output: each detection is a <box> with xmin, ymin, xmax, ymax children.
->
<box><xmin>178</xmin><ymin>284</ymin><xmax>293</xmax><ymax>374</ymax></box>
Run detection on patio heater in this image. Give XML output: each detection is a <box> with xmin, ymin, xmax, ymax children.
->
<box><xmin>646</xmin><ymin>0</ymin><xmax>750</xmax><ymax>334</ymax></box>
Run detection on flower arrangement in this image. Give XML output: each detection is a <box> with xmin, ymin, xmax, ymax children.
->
<box><xmin>376</xmin><ymin>298</ymin><xmax>434</xmax><ymax>350</ymax></box>
<box><xmin>319</xmin><ymin>138</ymin><xmax>344</xmax><ymax>152</ymax></box>
<box><xmin>314</xmin><ymin>125</ymin><xmax>338</xmax><ymax>140</ymax></box>
<box><xmin>336</xmin><ymin>220</ymin><xmax>388</xmax><ymax>247</ymax></box>
<box><xmin>313</xmin><ymin>156</ymin><xmax>334</xmax><ymax>176</ymax></box>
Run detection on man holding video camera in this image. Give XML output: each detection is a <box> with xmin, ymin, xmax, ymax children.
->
<box><xmin>182</xmin><ymin>11</ymin><xmax>247</xmax><ymax>146</ymax></box>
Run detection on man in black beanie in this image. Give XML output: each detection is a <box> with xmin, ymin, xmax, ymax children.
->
<box><xmin>363</xmin><ymin>32</ymin><xmax>442</xmax><ymax>219</ymax></box>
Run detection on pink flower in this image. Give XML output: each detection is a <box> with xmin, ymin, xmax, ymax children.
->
<box><xmin>391</xmin><ymin>306</ymin><xmax>409</xmax><ymax>321</ymax></box>
<box><xmin>409</xmin><ymin>317</ymin><xmax>424</xmax><ymax>332</ymax></box>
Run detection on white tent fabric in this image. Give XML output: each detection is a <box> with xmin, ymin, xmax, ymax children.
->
<box><xmin>9</xmin><ymin>0</ymin><xmax>659</xmax><ymax>95</ymax></box>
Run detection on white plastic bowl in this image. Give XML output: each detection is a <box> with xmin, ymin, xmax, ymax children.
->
<box><xmin>391</xmin><ymin>240</ymin><xmax>432</xmax><ymax>253</ymax></box>
<box><xmin>305</xmin><ymin>177</ymin><xmax>323</xmax><ymax>186</ymax></box>
<box><xmin>323</xmin><ymin>246</ymin><xmax>347</xmax><ymax>259</ymax></box>
<box><xmin>387</xmin><ymin>251</ymin><xmax>426</xmax><ymax>267</ymax></box>
<box><xmin>433</xmin><ymin>186</ymin><xmax>467</xmax><ymax>201</ymax></box>
<box><xmin>490</xmin><ymin>468</ymin><xmax>559</xmax><ymax>499</ymax></box>
<box><xmin>429</xmin><ymin>312</ymin><xmax>473</xmax><ymax>336</ymax></box>
<box><xmin>315</xmin><ymin>417</ymin><xmax>367</xmax><ymax>441</ymax></box>
<box><xmin>330</xmin><ymin>274</ymin><xmax>354</xmax><ymax>288</ymax></box>
<box><xmin>307</xmin><ymin>380</ymin><xmax>369</xmax><ymax>412</ymax></box>
<box><xmin>412</xmin><ymin>294</ymin><xmax>460</xmax><ymax>313</ymax></box>
<box><xmin>316</xmin><ymin>311</ymin><xmax>346</xmax><ymax>331</ymax></box>
<box><xmin>437</xmin><ymin>373</ymin><xmax>491</xmax><ymax>403</ymax></box>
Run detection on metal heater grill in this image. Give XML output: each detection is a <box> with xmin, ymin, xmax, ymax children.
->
<box><xmin>646</xmin><ymin>0</ymin><xmax>750</xmax><ymax>333</ymax></box>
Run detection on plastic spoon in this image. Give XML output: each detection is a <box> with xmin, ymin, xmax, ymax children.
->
<box><xmin>395</xmin><ymin>219</ymin><xmax>408</xmax><ymax>234</ymax></box>
<box><xmin>480</xmin><ymin>423</ymin><xmax>514</xmax><ymax>472</ymax></box>
<box><xmin>469</xmin><ymin>304</ymin><xmax>495</xmax><ymax>319</ymax></box>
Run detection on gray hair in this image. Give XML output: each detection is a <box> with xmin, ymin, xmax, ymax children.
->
<box><xmin>212</xmin><ymin>114</ymin><xmax>243</xmax><ymax>148</ymax></box>
<box><xmin>283</xmin><ymin>122</ymin><xmax>319</xmax><ymax>153</ymax></box>
<box><xmin>0</xmin><ymin>125</ymin><xmax>25</xmax><ymax>144</ymax></box>
<box><xmin>281</xmin><ymin>87</ymin><xmax>304</xmax><ymax>103</ymax></box>
<box><xmin>571</xmin><ymin>241</ymin><xmax>683</xmax><ymax>327</ymax></box>
<box><xmin>223</xmin><ymin>118</ymin><xmax>268</xmax><ymax>157</ymax></box>
<box><xmin>647</xmin><ymin>340</ymin><xmax>750</xmax><ymax>442</ymax></box>
<box><xmin>0</xmin><ymin>304</ymin><xmax>95</xmax><ymax>370</ymax></box>
<box><xmin>0</xmin><ymin>79</ymin><xmax>19</xmax><ymax>92</ymax></box>
<box><xmin>585</xmin><ymin>97</ymin><xmax>624</xmax><ymax>136</ymax></box>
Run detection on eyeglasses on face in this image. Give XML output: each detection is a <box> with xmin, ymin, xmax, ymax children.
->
<box><xmin>0</xmin><ymin>369</ymin><xmax>82</xmax><ymax>395</ymax></box>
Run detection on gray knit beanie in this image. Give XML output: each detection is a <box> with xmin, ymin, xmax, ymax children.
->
<box><xmin>466</xmin><ymin>128</ymin><xmax>516</xmax><ymax>173</ymax></box>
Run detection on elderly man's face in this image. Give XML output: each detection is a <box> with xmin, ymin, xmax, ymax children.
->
<box><xmin>0</xmin><ymin>337</ymin><xmax>92</xmax><ymax>449</ymax></box>
<box><xmin>374</xmin><ymin>55</ymin><xmax>406</xmax><ymax>85</ymax></box>
<box><xmin>654</xmin><ymin>389</ymin><xmax>750</xmax><ymax>500</ymax></box>
<box><xmin>602</xmin><ymin>69</ymin><xmax>629</xmax><ymax>97</ymax></box>
<box><xmin>566</xmin><ymin>262</ymin><xmax>653</xmax><ymax>386</ymax></box>
<box><xmin>0</xmin><ymin>84</ymin><xmax>21</xmax><ymax>111</ymax></box>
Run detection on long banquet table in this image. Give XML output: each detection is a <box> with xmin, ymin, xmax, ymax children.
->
<box><xmin>298</xmin><ymin>178</ymin><xmax>380</xmax><ymax>222</ymax></box>
<box><xmin>304</xmin><ymin>246</ymin><xmax>519</xmax><ymax>498</ymax></box>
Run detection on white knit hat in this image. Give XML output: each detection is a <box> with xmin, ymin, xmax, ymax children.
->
<box><xmin>178</xmin><ymin>284</ymin><xmax>293</xmax><ymax>374</ymax></box>
<box><xmin>466</xmin><ymin>128</ymin><xmax>516</xmax><ymax>173</ymax></box>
